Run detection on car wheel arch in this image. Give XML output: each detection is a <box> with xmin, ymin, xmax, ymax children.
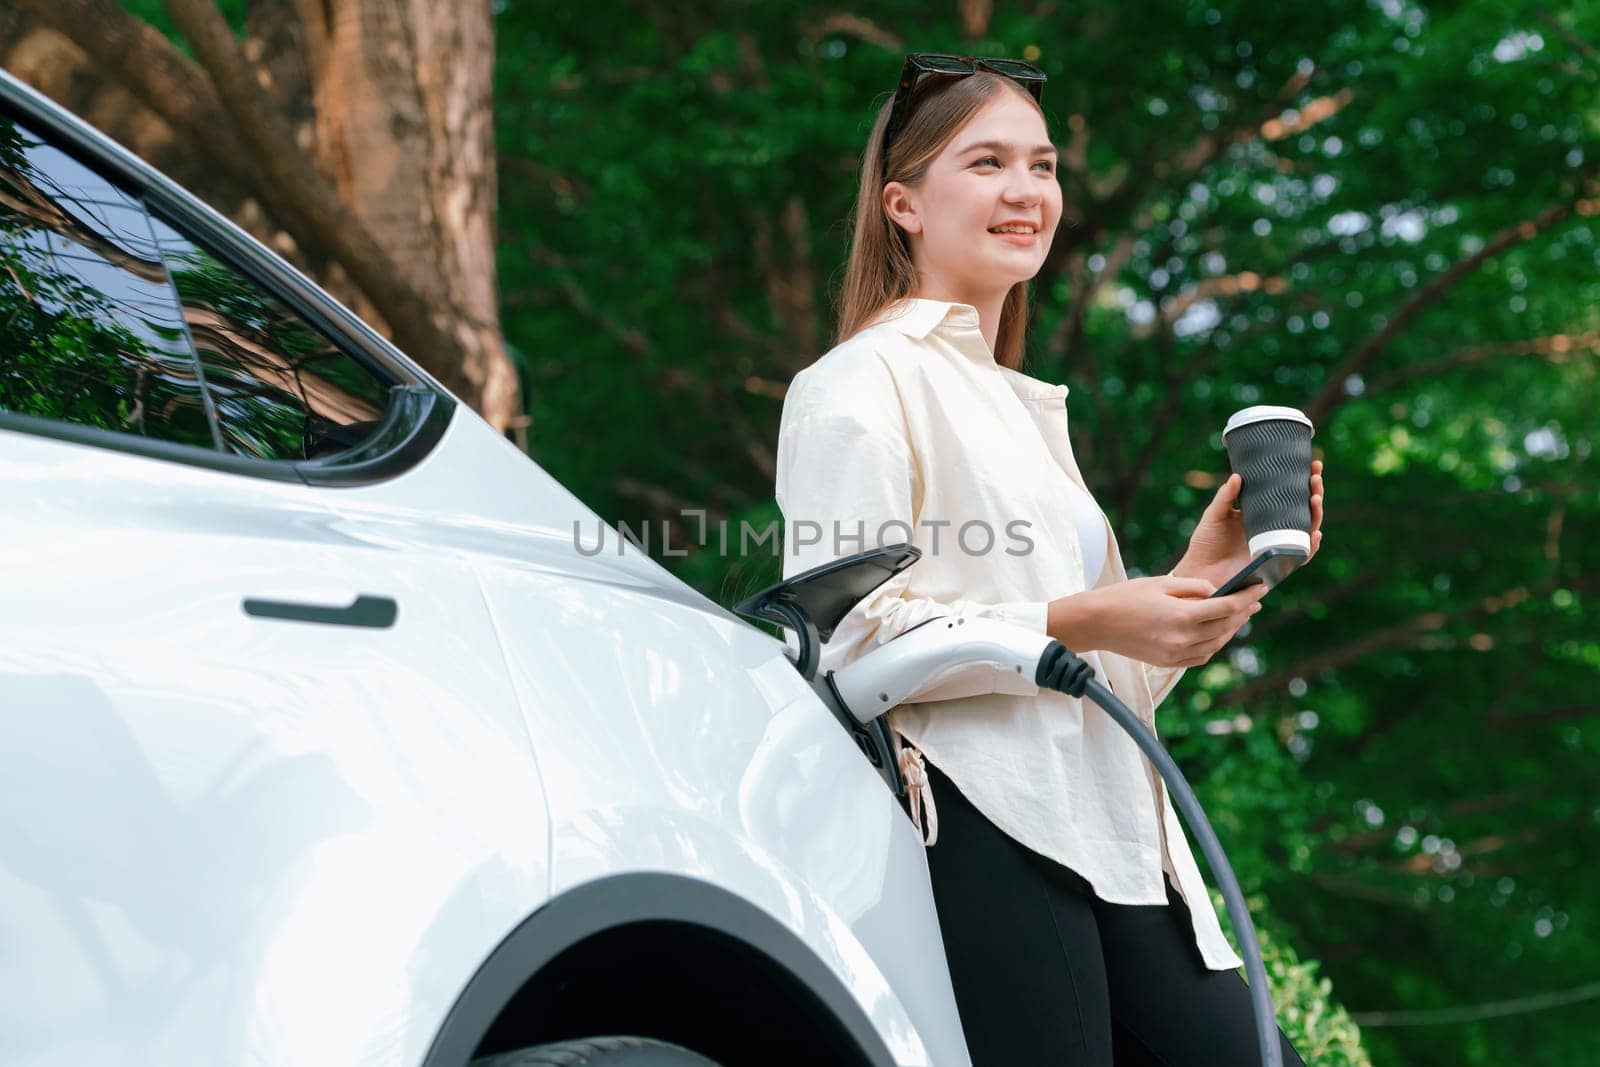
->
<box><xmin>424</xmin><ymin>872</ymin><xmax>899</xmax><ymax>1067</ymax></box>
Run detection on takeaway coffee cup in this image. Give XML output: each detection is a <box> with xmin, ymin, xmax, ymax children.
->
<box><xmin>1223</xmin><ymin>405</ymin><xmax>1315</xmax><ymax>557</ymax></box>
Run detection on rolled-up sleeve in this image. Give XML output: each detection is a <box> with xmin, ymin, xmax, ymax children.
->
<box><xmin>776</xmin><ymin>375</ymin><xmax>1047</xmax><ymax>701</ymax></box>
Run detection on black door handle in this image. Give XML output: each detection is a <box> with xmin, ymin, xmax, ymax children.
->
<box><xmin>242</xmin><ymin>594</ymin><xmax>398</xmax><ymax>629</ymax></box>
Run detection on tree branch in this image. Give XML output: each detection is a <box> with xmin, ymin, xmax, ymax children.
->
<box><xmin>1351</xmin><ymin>980</ymin><xmax>1600</xmax><ymax>1027</ymax></box>
<box><xmin>158</xmin><ymin>0</ymin><xmax>467</xmax><ymax>391</ymax></box>
<box><xmin>959</xmin><ymin>0</ymin><xmax>993</xmax><ymax>42</ymax></box>
<box><xmin>8</xmin><ymin>0</ymin><xmax>260</xmax><ymax>191</ymax></box>
<box><xmin>1119</xmin><ymin>295</ymin><xmax>1295</xmax><ymax>530</ymax></box>
<box><xmin>1364</xmin><ymin>330</ymin><xmax>1599</xmax><ymax>393</ymax></box>
<box><xmin>1308</xmin><ymin>872</ymin><xmax>1427</xmax><ymax>911</ymax></box>
<box><xmin>1487</xmin><ymin>702</ymin><xmax>1600</xmax><ymax>732</ymax></box>
<box><xmin>527</xmin><ymin>246</ymin><xmax>653</xmax><ymax>356</ymax></box>
<box><xmin>0</xmin><ymin>160</ymin><xmax>166</xmax><ymax>282</ymax></box>
<box><xmin>1306</xmin><ymin>189</ymin><xmax>1589</xmax><ymax>425</ymax></box>
<box><xmin>1385</xmin><ymin>812</ymin><xmax>1589</xmax><ymax>874</ymax></box>
<box><xmin>1214</xmin><ymin>581</ymin><xmax>1545</xmax><ymax>711</ymax></box>
<box><xmin>802</xmin><ymin>13</ymin><xmax>902</xmax><ymax>52</ymax></box>
<box><xmin>1535</xmin><ymin>7</ymin><xmax>1600</xmax><ymax>71</ymax></box>
<box><xmin>1329</xmin><ymin>786</ymin><xmax>1554</xmax><ymax>855</ymax></box>
<box><xmin>1134</xmin><ymin>270</ymin><xmax>1289</xmax><ymax>339</ymax></box>
<box><xmin>1042</xmin><ymin>229</ymin><xmax>1138</xmax><ymax>367</ymax></box>
<box><xmin>750</xmin><ymin>196</ymin><xmax>821</xmax><ymax>373</ymax></box>
<box><xmin>1048</xmin><ymin>66</ymin><xmax>1319</xmax><ymax>272</ymax></box>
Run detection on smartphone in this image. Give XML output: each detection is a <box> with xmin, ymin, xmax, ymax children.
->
<box><xmin>1210</xmin><ymin>546</ymin><xmax>1308</xmax><ymax>598</ymax></box>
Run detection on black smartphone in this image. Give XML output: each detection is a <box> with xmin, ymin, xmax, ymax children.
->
<box><xmin>1210</xmin><ymin>546</ymin><xmax>1308</xmax><ymax>598</ymax></box>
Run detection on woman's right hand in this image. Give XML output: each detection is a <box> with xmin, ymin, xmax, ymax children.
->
<box><xmin>1047</xmin><ymin>576</ymin><xmax>1267</xmax><ymax>669</ymax></box>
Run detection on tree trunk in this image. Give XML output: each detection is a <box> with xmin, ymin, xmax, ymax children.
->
<box><xmin>0</xmin><ymin>0</ymin><xmax>521</xmax><ymax>436</ymax></box>
<box><xmin>299</xmin><ymin>0</ymin><xmax>519</xmax><ymax>434</ymax></box>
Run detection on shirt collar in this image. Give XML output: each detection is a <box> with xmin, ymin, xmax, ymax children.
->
<box><xmin>873</xmin><ymin>301</ymin><xmax>1070</xmax><ymax>394</ymax></box>
<box><xmin>998</xmin><ymin>364</ymin><xmax>1070</xmax><ymax>402</ymax></box>
<box><xmin>873</xmin><ymin>298</ymin><xmax>982</xmax><ymax>341</ymax></box>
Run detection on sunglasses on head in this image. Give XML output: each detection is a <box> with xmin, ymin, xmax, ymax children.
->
<box><xmin>881</xmin><ymin>53</ymin><xmax>1048</xmax><ymax>171</ymax></box>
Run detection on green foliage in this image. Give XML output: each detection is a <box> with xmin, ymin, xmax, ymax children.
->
<box><xmin>501</xmin><ymin>4</ymin><xmax>1599</xmax><ymax>1062</ymax></box>
<box><xmin>1213</xmin><ymin>889</ymin><xmax>1375</xmax><ymax>1066</ymax></box>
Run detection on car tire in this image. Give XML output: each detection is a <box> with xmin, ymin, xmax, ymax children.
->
<box><xmin>469</xmin><ymin>1035</ymin><xmax>724</xmax><ymax>1066</ymax></box>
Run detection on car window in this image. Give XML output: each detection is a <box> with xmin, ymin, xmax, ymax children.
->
<box><xmin>1</xmin><ymin>113</ymin><xmax>397</xmax><ymax>464</ymax></box>
<box><xmin>148</xmin><ymin>216</ymin><xmax>391</xmax><ymax>460</ymax></box>
<box><xmin>0</xmin><ymin>116</ymin><xmax>214</xmax><ymax>448</ymax></box>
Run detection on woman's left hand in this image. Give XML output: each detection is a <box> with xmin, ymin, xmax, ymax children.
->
<box><xmin>1171</xmin><ymin>460</ymin><xmax>1324</xmax><ymax>589</ymax></box>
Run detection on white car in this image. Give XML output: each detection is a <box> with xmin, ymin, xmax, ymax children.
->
<box><xmin>0</xmin><ymin>69</ymin><xmax>971</xmax><ymax>1066</ymax></box>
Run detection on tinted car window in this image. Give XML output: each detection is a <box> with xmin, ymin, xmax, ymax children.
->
<box><xmin>150</xmin><ymin>217</ymin><xmax>391</xmax><ymax>460</ymax></box>
<box><xmin>0</xmin><ymin>116</ymin><xmax>213</xmax><ymax>448</ymax></box>
<box><xmin>1</xmin><ymin>114</ymin><xmax>396</xmax><ymax>463</ymax></box>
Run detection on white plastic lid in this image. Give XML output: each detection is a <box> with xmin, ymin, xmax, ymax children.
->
<box><xmin>1223</xmin><ymin>404</ymin><xmax>1315</xmax><ymax>437</ymax></box>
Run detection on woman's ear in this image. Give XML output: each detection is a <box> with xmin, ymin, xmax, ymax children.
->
<box><xmin>882</xmin><ymin>181</ymin><xmax>922</xmax><ymax>235</ymax></box>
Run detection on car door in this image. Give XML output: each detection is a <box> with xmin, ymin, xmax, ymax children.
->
<box><xmin>0</xmin><ymin>105</ymin><xmax>549</xmax><ymax>1066</ymax></box>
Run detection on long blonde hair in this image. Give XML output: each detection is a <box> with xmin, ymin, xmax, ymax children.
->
<box><xmin>835</xmin><ymin>71</ymin><xmax>1046</xmax><ymax>370</ymax></box>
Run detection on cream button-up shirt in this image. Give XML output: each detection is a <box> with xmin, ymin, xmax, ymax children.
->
<box><xmin>775</xmin><ymin>298</ymin><xmax>1243</xmax><ymax>972</ymax></box>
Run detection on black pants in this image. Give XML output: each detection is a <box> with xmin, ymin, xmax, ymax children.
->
<box><xmin>923</xmin><ymin>761</ymin><xmax>1306</xmax><ymax>1066</ymax></box>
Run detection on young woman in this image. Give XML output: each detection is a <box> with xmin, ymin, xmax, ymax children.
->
<box><xmin>775</xmin><ymin>56</ymin><xmax>1322</xmax><ymax>1065</ymax></box>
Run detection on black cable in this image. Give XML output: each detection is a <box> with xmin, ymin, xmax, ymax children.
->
<box><xmin>1035</xmin><ymin>641</ymin><xmax>1095</xmax><ymax>696</ymax></box>
<box><xmin>1036</xmin><ymin>641</ymin><xmax>1282</xmax><ymax>1067</ymax></box>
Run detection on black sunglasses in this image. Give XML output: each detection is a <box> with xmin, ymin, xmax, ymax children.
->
<box><xmin>881</xmin><ymin>53</ymin><xmax>1048</xmax><ymax>171</ymax></box>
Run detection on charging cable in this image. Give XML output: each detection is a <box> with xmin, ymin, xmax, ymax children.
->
<box><xmin>829</xmin><ymin>621</ymin><xmax>1282</xmax><ymax>1067</ymax></box>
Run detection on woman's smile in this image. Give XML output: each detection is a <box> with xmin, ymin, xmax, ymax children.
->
<box><xmin>985</xmin><ymin>227</ymin><xmax>1036</xmax><ymax>247</ymax></box>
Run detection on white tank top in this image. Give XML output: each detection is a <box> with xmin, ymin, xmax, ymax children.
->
<box><xmin>1061</xmin><ymin>476</ymin><xmax>1107</xmax><ymax>587</ymax></box>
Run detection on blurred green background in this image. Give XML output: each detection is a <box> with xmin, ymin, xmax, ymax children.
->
<box><xmin>10</xmin><ymin>1</ymin><xmax>1599</xmax><ymax>1062</ymax></box>
<box><xmin>503</xmin><ymin>7</ymin><xmax>1599</xmax><ymax>1062</ymax></box>
<box><xmin>502</xmin><ymin>6</ymin><xmax>1600</xmax><ymax>1062</ymax></box>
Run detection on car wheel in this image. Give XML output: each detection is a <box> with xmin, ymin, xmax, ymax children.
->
<box><xmin>469</xmin><ymin>1035</ymin><xmax>724</xmax><ymax>1066</ymax></box>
